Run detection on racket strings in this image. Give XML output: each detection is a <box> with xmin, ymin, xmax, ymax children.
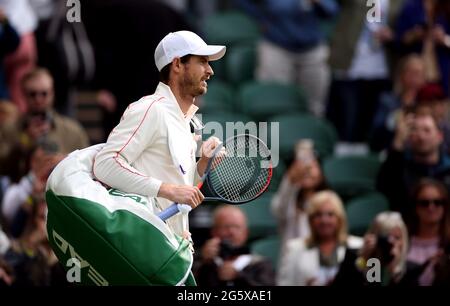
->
<box><xmin>209</xmin><ymin>135</ymin><xmax>272</xmax><ymax>202</ymax></box>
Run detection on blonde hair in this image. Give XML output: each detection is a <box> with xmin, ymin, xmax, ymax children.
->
<box><xmin>306</xmin><ymin>190</ymin><xmax>348</xmax><ymax>245</ymax></box>
<box><xmin>394</xmin><ymin>54</ymin><xmax>424</xmax><ymax>95</ymax></box>
<box><xmin>368</xmin><ymin>212</ymin><xmax>409</xmax><ymax>277</ymax></box>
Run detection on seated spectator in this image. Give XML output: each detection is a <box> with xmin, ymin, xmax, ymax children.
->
<box><xmin>271</xmin><ymin>140</ymin><xmax>328</xmax><ymax>250</ymax></box>
<box><xmin>415</xmin><ymin>83</ymin><xmax>450</xmax><ymax>152</ymax></box>
<box><xmin>19</xmin><ymin>67</ymin><xmax>89</xmax><ymax>154</ymax></box>
<box><xmin>2</xmin><ymin>199</ymin><xmax>65</xmax><ymax>286</ymax></box>
<box><xmin>0</xmin><ymin>101</ymin><xmax>19</xmax><ymax>202</ymax></box>
<box><xmin>377</xmin><ymin>112</ymin><xmax>450</xmax><ymax>216</ymax></box>
<box><xmin>332</xmin><ymin>212</ymin><xmax>416</xmax><ymax>286</ymax></box>
<box><xmin>277</xmin><ymin>190</ymin><xmax>363</xmax><ymax>286</ymax></box>
<box><xmin>407</xmin><ymin>178</ymin><xmax>450</xmax><ymax>285</ymax></box>
<box><xmin>193</xmin><ymin>205</ymin><xmax>275</xmax><ymax>286</ymax></box>
<box><xmin>370</xmin><ymin>54</ymin><xmax>426</xmax><ymax>152</ymax></box>
<box><xmin>1</xmin><ymin>141</ymin><xmax>63</xmax><ymax>230</ymax></box>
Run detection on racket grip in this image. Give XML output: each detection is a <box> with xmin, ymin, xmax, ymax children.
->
<box><xmin>158</xmin><ymin>203</ymin><xmax>192</xmax><ymax>221</ymax></box>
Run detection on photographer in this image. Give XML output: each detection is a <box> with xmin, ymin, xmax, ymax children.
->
<box><xmin>193</xmin><ymin>205</ymin><xmax>275</xmax><ymax>286</ymax></box>
<box><xmin>332</xmin><ymin>212</ymin><xmax>419</xmax><ymax>286</ymax></box>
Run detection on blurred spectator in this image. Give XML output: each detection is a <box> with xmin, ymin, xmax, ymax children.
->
<box><xmin>2</xmin><ymin>199</ymin><xmax>65</xmax><ymax>286</ymax></box>
<box><xmin>407</xmin><ymin>178</ymin><xmax>450</xmax><ymax>285</ymax></box>
<box><xmin>0</xmin><ymin>8</ymin><xmax>19</xmax><ymax>99</ymax></box>
<box><xmin>0</xmin><ymin>101</ymin><xmax>19</xmax><ymax>171</ymax></box>
<box><xmin>234</xmin><ymin>0</ymin><xmax>339</xmax><ymax>116</ymax></box>
<box><xmin>332</xmin><ymin>212</ymin><xmax>417</xmax><ymax>286</ymax></box>
<box><xmin>19</xmin><ymin>67</ymin><xmax>89</xmax><ymax>154</ymax></box>
<box><xmin>369</xmin><ymin>54</ymin><xmax>426</xmax><ymax>152</ymax></box>
<box><xmin>415</xmin><ymin>83</ymin><xmax>450</xmax><ymax>152</ymax></box>
<box><xmin>81</xmin><ymin>0</ymin><xmax>192</xmax><ymax>136</ymax></box>
<box><xmin>277</xmin><ymin>190</ymin><xmax>363</xmax><ymax>286</ymax></box>
<box><xmin>0</xmin><ymin>100</ymin><xmax>19</xmax><ymax>204</ymax></box>
<box><xmin>30</xmin><ymin>0</ymin><xmax>97</xmax><ymax>115</ymax></box>
<box><xmin>271</xmin><ymin>140</ymin><xmax>328</xmax><ymax>250</ymax></box>
<box><xmin>396</xmin><ymin>0</ymin><xmax>450</xmax><ymax>95</ymax></box>
<box><xmin>0</xmin><ymin>225</ymin><xmax>9</xmax><ymax>255</ymax></box>
<box><xmin>0</xmin><ymin>257</ymin><xmax>13</xmax><ymax>286</ymax></box>
<box><xmin>193</xmin><ymin>205</ymin><xmax>275</xmax><ymax>286</ymax></box>
<box><xmin>327</xmin><ymin>0</ymin><xmax>404</xmax><ymax>142</ymax></box>
<box><xmin>377</xmin><ymin>113</ymin><xmax>450</xmax><ymax>216</ymax></box>
<box><xmin>0</xmin><ymin>0</ymin><xmax>38</xmax><ymax>113</ymax></box>
<box><xmin>2</xmin><ymin>143</ymin><xmax>63</xmax><ymax>231</ymax></box>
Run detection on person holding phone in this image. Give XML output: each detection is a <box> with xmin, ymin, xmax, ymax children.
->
<box><xmin>271</xmin><ymin>140</ymin><xmax>328</xmax><ymax>252</ymax></box>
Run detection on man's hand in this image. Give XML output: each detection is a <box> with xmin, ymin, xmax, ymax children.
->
<box><xmin>197</xmin><ymin>137</ymin><xmax>223</xmax><ymax>176</ymax></box>
<box><xmin>218</xmin><ymin>261</ymin><xmax>238</xmax><ymax>281</ymax></box>
<box><xmin>158</xmin><ymin>183</ymin><xmax>204</xmax><ymax>209</ymax></box>
<box><xmin>392</xmin><ymin>112</ymin><xmax>414</xmax><ymax>151</ymax></box>
<box><xmin>201</xmin><ymin>237</ymin><xmax>221</xmax><ymax>262</ymax></box>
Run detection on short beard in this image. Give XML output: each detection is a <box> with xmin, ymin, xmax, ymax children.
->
<box><xmin>180</xmin><ymin>74</ymin><xmax>205</xmax><ymax>98</ymax></box>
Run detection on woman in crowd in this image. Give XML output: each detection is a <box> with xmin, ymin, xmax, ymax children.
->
<box><xmin>271</xmin><ymin>142</ymin><xmax>328</xmax><ymax>251</ymax></box>
<box><xmin>277</xmin><ymin>190</ymin><xmax>363</xmax><ymax>286</ymax></box>
<box><xmin>407</xmin><ymin>178</ymin><xmax>450</xmax><ymax>285</ymax></box>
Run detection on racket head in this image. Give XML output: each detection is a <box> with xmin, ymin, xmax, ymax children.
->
<box><xmin>204</xmin><ymin>134</ymin><xmax>272</xmax><ymax>204</ymax></box>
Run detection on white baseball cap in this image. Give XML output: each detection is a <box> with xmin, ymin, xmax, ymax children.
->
<box><xmin>154</xmin><ymin>31</ymin><xmax>226</xmax><ymax>71</ymax></box>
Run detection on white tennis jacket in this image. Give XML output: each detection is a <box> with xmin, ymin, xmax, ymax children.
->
<box><xmin>93</xmin><ymin>82</ymin><xmax>201</xmax><ymax>236</ymax></box>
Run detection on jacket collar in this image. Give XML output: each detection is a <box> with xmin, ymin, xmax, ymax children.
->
<box><xmin>155</xmin><ymin>82</ymin><xmax>199</xmax><ymax>122</ymax></box>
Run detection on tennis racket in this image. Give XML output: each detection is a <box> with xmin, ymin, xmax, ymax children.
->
<box><xmin>157</xmin><ymin>134</ymin><xmax>272</xmax><ymax>221</ymax></box>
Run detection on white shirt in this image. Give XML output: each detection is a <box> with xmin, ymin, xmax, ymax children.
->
<box><xmin>93</xmin><ymin>82</ymin><xmax>200</xmax><ymax>236</ymax></box>
<box><xmin>347</xmin><ymin>0</ymin><xmax>389</xmax><ymax>80</ymax></box>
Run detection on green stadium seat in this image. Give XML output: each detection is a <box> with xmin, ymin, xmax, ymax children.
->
<box><xmin>199</xmin><ymin>111</ymin><xmax>254</xmax><ymax>141</ymax></box>
<box><xmin>204</xmin><ymin>11</ymin><xmax>260</xmax><ymax>45</ymax></box>
<box><xmin>200</xmin><ymin>81</ymin><xmax>235</xmax><ymax>114</ymax></box>
<box><xmin>250</xmin><ymin>236</ymin><xmax>281</xmax><ymax>270</ymax></box>
<box><xmin>269</xmin><ymin>113</ymin><xmax>338</xmax><ymax>162</ymax></box>
<box><xmin>346</xmin><ymin>192</ymin><xmax>390</xmax><ymax>236</ymax></box>
<box><xmin>323</xmin><ymin>155</ymin><xmax>381</xmax><ymax>200</ymax></box>
<box><xmin>238</xmin><ymin>81</ymin><xmax>308</xmax><ymax>121</ymax></box>
<box><xmin>225</xmin><ymin>45</ymin><xmax>257</xmax><ymax>86</ymax></box>
<box><xmin>239</xmin><ymin>192</ymin><xmax>277</xmax><ymax>240</ymax></box>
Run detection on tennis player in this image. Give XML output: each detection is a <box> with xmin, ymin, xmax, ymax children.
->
<box><xmin>93</xmin><ymin>31</ymin><xmax>226</xmax><ymax>237</ymax></box>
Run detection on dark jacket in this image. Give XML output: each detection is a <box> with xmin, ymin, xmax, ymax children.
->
<box><xmin>377</xmin><ymin>148</ymin><xmax>450</xmax><ymax>216</ymax></box>
<box><xmin>194</xmin><ymin>254</ymin><xmax>275</xmax><ymax>287</ymax></box>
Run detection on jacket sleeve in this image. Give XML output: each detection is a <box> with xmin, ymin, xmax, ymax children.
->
<box><xmin>93</xmin><ymin>99</ymin><xmax>163</xmax><ymax>197</ymax></box>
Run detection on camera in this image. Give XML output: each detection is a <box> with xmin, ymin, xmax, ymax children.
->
<box><xmin>218</xmin><ymin>240</ymin><xmax>249</xmax><ymax>260</ymax></box>
<box><xmin>376</xmin><ymin>235</ymin><xmax>394</xmax><ymax>264</ymax></box>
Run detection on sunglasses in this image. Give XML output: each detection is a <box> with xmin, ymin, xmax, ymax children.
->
<box><xmin>26</xmin><ymin>90</ymin><xmax>50</xmax><ymax>98</ymax></box>
<box><xmin>312</xmin><ymin>211</ymin><xmax>336</xmax><ymax>218</ymax></box>
<box><xmin>416</xmin><ymin>198</ymin><xmax>446</xmax><ymax>207</ymax></box>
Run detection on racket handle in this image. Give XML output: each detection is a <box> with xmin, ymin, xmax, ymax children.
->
<box><xmin>158</xmin><ymin>203</ymin><xmax>192</xmax><ymax>221</ymax></box>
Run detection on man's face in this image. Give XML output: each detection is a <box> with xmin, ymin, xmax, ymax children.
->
<box><xmin>23</xmin><ymin>74</ymin><xmax>54</xmax><ymax>114</ymax></box>
<box><xmin>212</xmin><ymin>208</ymin><xmax>248</xmax><ymax>248</ymax></box>
<box><xmin>409</xmin><ymin>116</ymin><xmax>443</xmax><ymax>156</ymax></box>
<box><xmin>179</xmin><ymin>55</ymin><xmax>214</xmax><ymax>97</ymax></box>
